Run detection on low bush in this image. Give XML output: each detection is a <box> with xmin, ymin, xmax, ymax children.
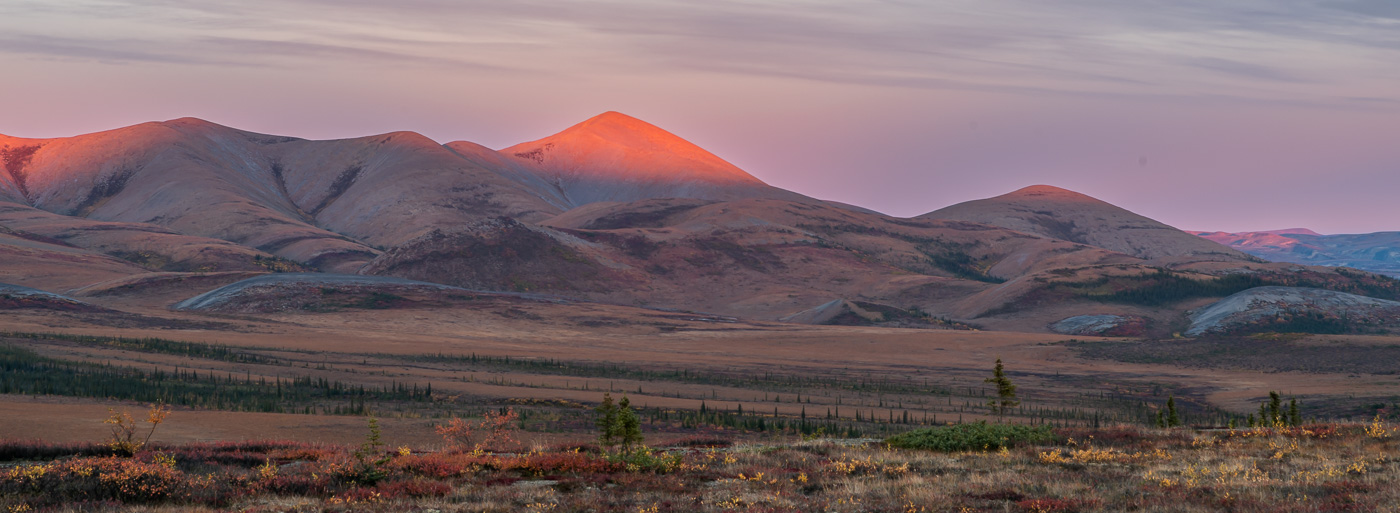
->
<box><xmin>884</xmin><ymin>422</ymin><xmax>1056</xmax><ymax>452</ymax></box>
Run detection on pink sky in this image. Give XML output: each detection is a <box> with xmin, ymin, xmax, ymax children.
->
<box><xmin>2</xmin><ymin>1</ymin><xmax>1399</xmax><ymax>234</ymax></box>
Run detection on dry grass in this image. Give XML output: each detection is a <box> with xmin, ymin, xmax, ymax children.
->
<box><xmin>5</xmin><ymin>421</ymin><xmax>1400</xmax><ymax>512</ymax></box>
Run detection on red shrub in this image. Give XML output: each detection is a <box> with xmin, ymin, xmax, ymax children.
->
<box><xmin>376</xmin><ymin>478</ymin><xmax>452</xmax><ymax>498</ymax></box>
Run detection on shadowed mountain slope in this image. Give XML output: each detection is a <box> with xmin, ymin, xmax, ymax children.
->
<box><xmin>364</xmin><ymin>197</ymin><xmax>1140</xmax><ymax>320</ymax></box>
<box><xmin>921</xmin><ymin>185</ymin><xmax>1251</xmax><ymax>262</ymax></box>
<box><xmin>0</xmin><ymin>118</ymin><xmax>571</xmax><ymax>272</ymax></box>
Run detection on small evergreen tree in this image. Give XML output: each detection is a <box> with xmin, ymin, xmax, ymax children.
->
<box><xmin>1288</xmin><ymin>398</ymin><xmax>1301</xmax><ymax>427</ymax></box>
<box><xmin>1258</xmin><ymin>402</ymin><xmax>1269</xmax><ymax>427</ymax></box>
<box><xmin>1155</xmin><ymin>410</ymin><xmax>1166</xmax><ymax>428</ymax></box>
<box><xmin>616</xmin><ymin>395</ymin><xmax>644</xmax><ymax>452</ymax></box>
<box><xmin>1268</xmin><ymin>391</ymin><xmax>1282</xmax><ymax>425</ymax></box>
<box><xmin>1166</xmin><ymin>396</ymin><xmax>1181</xmax><ymax>428</ymax></box>
<box><xmin>351</xmin><ymin>417</ymin><xmax>390</xmax><ymax>484</ymax></box>
<box><xmin>984</xmin><ymin>358</ymin><xmax>1019</xmax><ymax>420</ymax></box>
<box><xmin>596</xmin><ymin>393</ymin><xmax>620</xmax><ymax>448</ymax></box>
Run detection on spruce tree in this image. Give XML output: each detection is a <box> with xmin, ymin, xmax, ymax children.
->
<box><xmin>1155</xmin><ymin>410</ymin><xmax>1166</xmax><ymax>428</ymax></box>
<box><xmin>1288</xmin><ymin>398</ymin><xmax>1301</xmax><ymax>427</ymax></box>
<box><xmin>984</xmin><ymin>358</ymin><xmax>1020</xmax><ymax>420</ymax></box>
<box><xmin>1268</xmin><ymin>392</ymin><xmax>1282</xmax><ymax>425</ymax></box>
<box><xmin>1166</xmin><ymin>396</ymin><xmax>1181</xmax><ymax>428</ymax></box>
<box><xmin>596</xmin><ymin>393</ymin><xmax>620</xmax><ymax>448</ymax></box>
<box><xmin>615</xmin><ymin>395</ymin><xmax>643</xmax><ymax>452</ymax></box>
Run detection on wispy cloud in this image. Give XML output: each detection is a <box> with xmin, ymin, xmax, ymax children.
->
<box><xmin>3</xmin><ymin>0</ymin><xmax>1397</xmax><ymax>108</ymax></box>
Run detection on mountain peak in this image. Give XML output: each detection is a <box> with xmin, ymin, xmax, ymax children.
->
<box><xmin>494</xmin><ymin>112</ymin><xmax>808</xmax><ymax>207</ymax></box>
<box><xmin>502</xmin><ymin>112</ymin><xmax>765</xmax><ymax>182</ymax></box>
<box><xmin>576</xmin><ymin>111</ymin><xmax>652</xmax><ymax>131</ymax></box>
<box><xmin>1004</xmin><ymin>185</ymin><xmax>1100</xmax><ymax>202</ymax></box>
<box><xmin>540</xmin><ymin>112</ymin><xmax>753</xmax><ymax>181</ymax></box>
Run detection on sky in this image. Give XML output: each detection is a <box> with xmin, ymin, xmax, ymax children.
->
<box><xmin>2</xmin><ymin>0</ymin><xmax>1399</xmax><ymax>234</ymax></box>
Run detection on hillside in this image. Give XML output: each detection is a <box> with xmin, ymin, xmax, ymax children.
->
<box><xmin>922</xmin><ymin>185</ymin><xmax>1252</xmax><ymax>262</ymax></box>
<box><xmin>0</xmin><ymin>119</ymin><xmax>566</xmax><ymax>272</ymax></box>
<box><xmin>364</xmin><ymin>197</ymin><xmax>1146</xmax><ymax>321</ymax></box>
<box><xmin>5</xmin><ymin>115</ymin><xmax>1397</xmax><ymax>335</ymax></box>
<box><xmin>1187</xmin><ymin>286</ymin><xmax>1400</xmax><ymax>336</ymax></box>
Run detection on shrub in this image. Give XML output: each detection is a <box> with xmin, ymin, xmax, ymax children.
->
<box><xmin>435</xmin><ymin>408</ymin><xmax>519</xmax><ymax>452</ymax></box>
<box><xmin>104</xmin><ymin>403</ymin><xmax>170</xmax><ymax>456</ymax></box>
<box><xmin>884</xmin><ymin>422</ymin><xmax>1056</xmax><ymax>452</ymax></box>
<box><xmin>604</xmin><ymin>447</ymin><xmax>683</xmax><ymax>473</ymax></box>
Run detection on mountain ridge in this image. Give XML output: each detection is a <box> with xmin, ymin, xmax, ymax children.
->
<box><xmin>6</xmin><ymin>114</ymin><xmax>1396</xmax><ymax>335</ymax></box>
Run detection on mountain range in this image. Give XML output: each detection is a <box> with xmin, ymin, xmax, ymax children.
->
<box><xmin>1192</xmin><ymin>229</ymin><xmax>1400</xmax><ymax>277</ymax></box>
<box><xmin>5</xmin><ymin>112</ymin><xmax>1398</xmax><ymax>337</ymax></box>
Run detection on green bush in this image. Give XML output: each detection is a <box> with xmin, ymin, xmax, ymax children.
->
<box><xmin>603</xmin><ymin>447</ymin><xmax>683</xmax><ymax>473</ymax></box>
<box><xmin>884</xmin><ymin>422</ymin><xmax>1055</xmax><ymax>452</ymax></box>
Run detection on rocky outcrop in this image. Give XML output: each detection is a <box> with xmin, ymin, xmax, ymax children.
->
<box><xmin>1049</xmin><ymin>314</ymin><xmax>1147</xmax><ymax>337</ymax></box>
<box><xmin>1186</xmin><ymin>286</ymin><xmax>1400</xmax><ymax>336</ymax></box>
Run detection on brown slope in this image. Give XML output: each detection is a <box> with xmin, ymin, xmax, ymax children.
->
<box><xmin>0</xmin><ymin>201</ymin><xmax>283</xmax><ymax>272</ymax></box>
<box><xmin>365</xmin><ymin>196</ymin><xmax>1139</xmax><ymax>322</ymax></box>
<box><xmin>0</xmin><ymin>118</ymin><xmax>568</xmax><ymax>272</ymax></box>
<box><xmin>269</xmin><ymin>130</ymin><xmax>565</xmax><ymax>245</ymax></box>
<box><xmin>920</xmin><ymin>185</ymin><xmax>1251</xmax><ymax>262</ymax></box>
<box><xmin>495</xmin><ymin>112</ymin><xmax>814</xmax><ymax>207</ymax></box>
<box><xmin>1</xmin><ymin>120</ymin><xmax>377</xmax><ymax>271</ymax></box>
<box><xmin>0</xmin><ymin>228</ymin><xmax>150</xmax><ymax>292</ymax></box>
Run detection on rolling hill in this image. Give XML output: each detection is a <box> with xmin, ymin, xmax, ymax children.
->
<box><xmin>921</xmin><ymin>185</ymin><xmax>1252</xmax><ymax>262</ymax></box>
<box><xmin>4</xmin><ymin>113</ymin><xmax>1397</xmax><ymax>336</ymax></box>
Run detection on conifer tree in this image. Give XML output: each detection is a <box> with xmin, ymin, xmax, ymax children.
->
<box><xmin>1166</xmin><ymin>396</ymin><xmax>1181</xmax><ymax>428</ymax></box>
<box><xmin>616</xmin><ymin>395</ymin><xmax>643</xmax><ymax>452</ymax></box>
<box><xmin>595</xmin><ymin>393</ymin><xmax>620</xmax><ymax>448</ymax></box>
<box><xmin>984</xmin><ymin>358</ymin><xmax>1019</xmax><ymax>420</ymax></box>
<box><xmin>1155</xmin><ymin>410</ymin><xmax>1166</xmax><ymax>428</ymax></box>
<box><xmin>1288</xmin><ymin>398</ymin><xmax>1301</xmax><ymax>427</ymax></box>
<box><xmin>1268</xmin><ymin>392</ymin><xmax>1282</xmax><ymax>425</ymax></box>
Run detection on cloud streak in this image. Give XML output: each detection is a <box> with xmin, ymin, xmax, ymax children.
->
<box><xmin>6</xmin><ymin>0</ymin><xmax>1399</xmax><ymax>106</ymax></box>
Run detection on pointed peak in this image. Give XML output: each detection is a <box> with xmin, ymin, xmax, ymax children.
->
<box><xmin>997</xmin><ymin>185</ymin><xmax>1108</xmax><ymax>205</ymax></box>
<box><xmin>159</xmin><ymin>117</ymin><xmax>229</xmax><ymax>129</ymax></box>
<box><xmin>556</xmin><ymin>111</ymin><xmax>690</xmax><ymax>147</ymax></box>
<box><xmin>1007</xmin><ymin>184</ymin><xmax>1091</xmax><ymax>197</ymax></box>
<box><xmin>502</xmin><ymin>111</ymin><xmax>765</xmax><ymax>186</ymax></box>
<box><xmin>581</xmin><ymin>111</ymin><xmax>649</xmax><ymax>128</ymax></box>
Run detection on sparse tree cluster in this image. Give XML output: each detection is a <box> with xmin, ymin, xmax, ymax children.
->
<box><xmin>596</xmin><ymin>393</ymin><xmax>643</xmax><ymax>452</ymax></box>
<box><xmin>1248</xmin><ymin>391</ymin><xmax>1302</xmax><ymax>427</ymax></box>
